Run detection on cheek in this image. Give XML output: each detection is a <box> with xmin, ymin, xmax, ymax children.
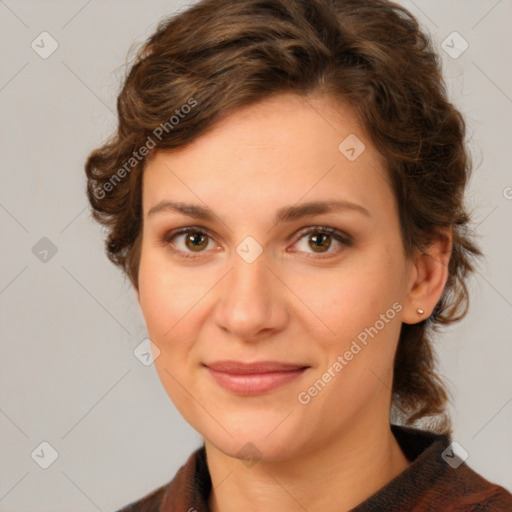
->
<box><xmin>137</xmin><ymin>249</ymin><xmax>195</xmax><ymax>360</ymax></box>
<box><xmin>138</xmin><ymin>253</ymin><xmax>202</xmax><ymax>413</ymax></box>
<box><xmin>293</xmin><ymin>244</ymin><xmax>407</xmax><ymax>391</ymax></box>
<box><xmin>296</xmin><ymin>255</ymin><xmax>403</xmax><ymax>334</ymax></box>
<box><xmin>297</xmin><ymin>268</ymin><xmax>404</xmax><ymax>422</ymax></box>
<box><xmin>138</xmin><ymin>246</ymin><xmax>196</xmax><ymax>332</ymax></box>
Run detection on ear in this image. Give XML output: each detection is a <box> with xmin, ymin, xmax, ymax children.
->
<box><xmin>401</xmin><ymin>228</ymin><xmax>452</xmax><ymax>324</ymax></box>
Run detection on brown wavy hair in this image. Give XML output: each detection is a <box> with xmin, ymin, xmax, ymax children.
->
<box><xmin>85</xmin><ymin>0</ymin><xmax>481</xmax><ymax>436</ymax></box>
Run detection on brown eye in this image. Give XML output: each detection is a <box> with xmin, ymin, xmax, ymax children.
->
<box><xmin>290</xmin><ymin>226</ymin><xmax>352</xmax><ymax>258</ymax></box>
<box><xmin>309</xmin><ymin>233</ymin><xmax>332</xmax><ymax>252</ymax></box>
<box><xmin>184</xmin><ymin>231</ymin><xmax>209</xmax><ymax>252</ymax></box>
<box><xmin>162</xmin><ymin>227</ymin><xmax>215</xmax><ymax>258</ymax></box>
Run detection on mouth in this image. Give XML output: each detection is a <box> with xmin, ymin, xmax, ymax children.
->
<box><xmin>203</xmin><ymin>360</ymin><xmax>310</xmax><ymax>395</ymax></box>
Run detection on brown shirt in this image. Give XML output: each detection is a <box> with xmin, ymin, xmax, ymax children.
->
<box><xmin>116</xmin><ymin>425</ymin><xmax>512</xmax><ymax>511</ymax></box>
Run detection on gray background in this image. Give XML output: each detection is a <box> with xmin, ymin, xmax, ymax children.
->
<box><xmin>0</xmin><ymin>1</ymin><xmax>511</xmax><ymax>511</ymax></box>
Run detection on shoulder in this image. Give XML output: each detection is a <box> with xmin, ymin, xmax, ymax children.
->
<box><xmin>114</xmin><ymin>484</ymin><xmax>167</xmax><ymax>512</ymax></box>
<box><xmin>357</xmin><ymin>425</ymin><xmax>512</xmax><ymax>511</ymax></box>
<box><xmin>442</xmin><ymin>461</ymin><xmax>512</xmax><ymax>511</ymax></box>
<box><xmin>112</xmin><ymin>445</ymin><xmax>209</xmax><ymax>512</ymax></box>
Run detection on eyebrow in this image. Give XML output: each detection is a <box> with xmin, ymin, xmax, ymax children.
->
<box><xmin>147</xmin><ymin>199</ymin><xmax>370</xmax><ymax>224</ymax></box>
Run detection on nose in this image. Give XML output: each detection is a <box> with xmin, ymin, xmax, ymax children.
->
<box><xmin>213</xmin><ymin>247</ymin><xmax>289</xmax><ymax>341</ymax></box>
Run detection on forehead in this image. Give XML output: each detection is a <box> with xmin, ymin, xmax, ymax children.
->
<box><xmin>142</xmin><ymin>93</ymin><xmax>392</xmax><ymax>216</ymax></box>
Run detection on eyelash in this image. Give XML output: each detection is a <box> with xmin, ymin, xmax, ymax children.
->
<box><xmin>161</xmin><ymin>225</ymin><xmax>353</xmax><ymax>260</ymax></box>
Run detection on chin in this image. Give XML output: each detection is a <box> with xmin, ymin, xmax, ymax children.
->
<box><xmin>208</xmin><ymin>433</ymin><xmax>298</xmax><ymax>464</ymax></box>
<box><xmin>196</xmin><ymin>412</ymin><xmax>308</xmax><ymax>463</ymax></box>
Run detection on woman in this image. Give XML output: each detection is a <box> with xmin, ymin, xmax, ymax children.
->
<box><xmin>85</xmin><ymin>0</ymin><xmax>512</xmax><ymax>510</ymax></box>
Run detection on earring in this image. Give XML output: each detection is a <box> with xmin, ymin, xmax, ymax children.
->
<box><xmin>417</xmin><ymin>308</ymin><xmax>425</xmax><ymax>316</ymax></box>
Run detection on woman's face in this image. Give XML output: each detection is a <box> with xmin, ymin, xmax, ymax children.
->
<box><xmin>138</xmin><ymin>93</ymin><xmax>417</xmax><ymax>461</ymax></box>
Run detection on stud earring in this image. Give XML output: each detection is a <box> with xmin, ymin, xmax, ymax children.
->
<box><xmin>417</xmin><ymin>308</ymin><xmax>425</xmax><ymax>316</ymax></box>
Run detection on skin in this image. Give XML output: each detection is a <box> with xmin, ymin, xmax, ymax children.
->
<box><xmin>137</xmin><ymin>92</ymin><xmax>452</xmax><ymax>512</ymax></box>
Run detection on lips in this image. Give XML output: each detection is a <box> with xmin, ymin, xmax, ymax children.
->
<box><xmin>206</xmin><ymin>360</ymin><xmax>307</xmax><ymax>373</ymax></box>
<box><xmin>204</xmin><ymin>360</ymin><xmax>309</xmax><ymax>395</ymax></box>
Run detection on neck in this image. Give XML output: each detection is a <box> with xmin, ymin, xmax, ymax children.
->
<box><xmin>205</xmin><ymin>416</ymin><xmax>410</xmax><ymax>512</ymax></box>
